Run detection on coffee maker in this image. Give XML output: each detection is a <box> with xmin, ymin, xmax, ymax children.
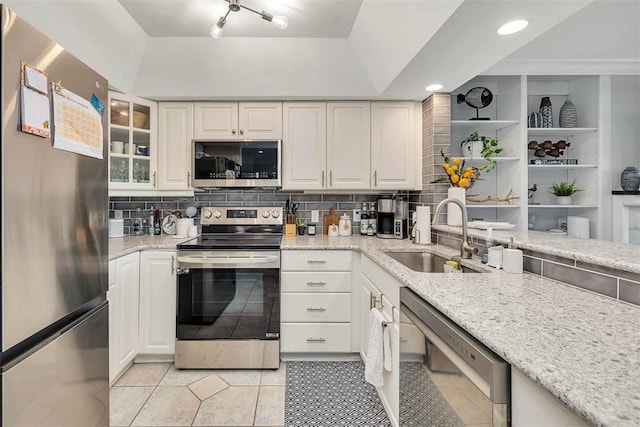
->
<box><xmin>394</xmin><ymin>196</ymin><xmax>409</xmax><ymax>239</ymax></box>
<box><xmin>376</xmin><ymin>196</ymin><xmax>395</xmax><ymax>239</ymax></box>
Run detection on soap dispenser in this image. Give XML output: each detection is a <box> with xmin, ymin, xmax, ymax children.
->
<box><xmin>481</xmin><ymin>226</ymin><xmax>494</xmax><ymax>264</ymax></box>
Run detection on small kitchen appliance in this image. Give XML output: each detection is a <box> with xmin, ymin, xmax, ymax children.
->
<box><xmin>394</xmin><ymin>196</ymin><xmax>409</xmax><ymax>239</ymax></box>
<box><xmin>376</xmin><ymin>196</ymin><xmax>395</xmax><ymax>238</ymax></box>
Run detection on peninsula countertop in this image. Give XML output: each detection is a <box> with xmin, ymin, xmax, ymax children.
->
<box><xmin>282</xmin><ymin>234</ymin><xmax>640</xmax><ymax>427</ymax></box>
<box><xmin>109</xmin><ymin>233</ymin><xmax>640</xmax><ymax>426</ymax></box>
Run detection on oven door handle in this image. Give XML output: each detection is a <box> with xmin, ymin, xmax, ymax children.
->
<box><xmin>177</xmin><ymin>255</ymin><xmax>280</xmax><ymax>268</ymax></box>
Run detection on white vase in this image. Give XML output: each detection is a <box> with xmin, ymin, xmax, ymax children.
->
<box><xmin>464</xmin><ymin>140</ymin><xmax>483</xmax><ymax>158</ymax></box>
<box><xmin>556</xmin><ymin>196</ymin><xmax>572</xmax><ymax>205</ymax></box>
<box><xmin>447</xmin><ymin>187</ymin><xmax>465</xmax><ymax>226</ymax></box>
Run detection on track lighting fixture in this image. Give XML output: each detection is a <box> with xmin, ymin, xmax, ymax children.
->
<box><xmin>210</xmin><ymin>0</ymin><xmax>288</xmax><ymax>38</ymax></box>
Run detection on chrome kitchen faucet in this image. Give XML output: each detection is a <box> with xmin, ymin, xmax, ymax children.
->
<box><xmin>432</xmin><ymin>198</ymin><xmax>477</xmax><ymax>260</ymax></box>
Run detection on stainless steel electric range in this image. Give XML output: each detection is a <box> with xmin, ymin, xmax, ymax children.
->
<box><xmin>175</xmin><ymin>206</ymin><xmax>283</xmax><ymax>369</ymax></box>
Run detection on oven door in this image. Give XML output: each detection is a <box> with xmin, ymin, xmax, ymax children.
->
<box><xmin>176</xmin><ymin>250</ymin><xmax>280</xmax><ymax>341</ymax></box>
<box><xmin>400</xmin><ymin>289</ymin><xmax>510</xmax><ymax>427</ymax></box>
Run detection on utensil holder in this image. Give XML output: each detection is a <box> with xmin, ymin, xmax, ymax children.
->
<box><xmin>285</xmin><ymin>224</ymin><xmax>297</xmax><ymax>237</ymax></box>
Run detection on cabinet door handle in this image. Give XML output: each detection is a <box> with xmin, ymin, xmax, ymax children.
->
<box><xmin>232</xmin><ymin>129</ymin><xmax>236</xmax><ymax>135</ymax></box>
<box><xmin>239</xmin><ymin>129</ymin><xmax>244</xmax><ymax>135</ymax></box>
<box><xmin>306</xmin><ymin>281</ymin><xmax>326</xmax><ymax>286</ymax></box>
<box><xmin>306</xmin><ymin>338</ymin><xmax>326</xmax><ymax>343</ymax></box>
<box><xmin>306</xmin><ymin>307</ymin><xmax>327</xmax><ymax>312</ymax></box>
<box><xmin>187</xmin><ymin>171</ymin><xmax>191</xmax><ymax>187</ymax></box>
<box><xmin>153</xmin><ymin>171</ymin><xmax>157</xmax><ymax>188</ymax></box>
<box><xmin>373</xmin><ymin>170</ymin><xmax>377</xmax><ymax>187</ymax></box>
<box><xmin>322</xmin><ymin>170</ymin><xmax>325</xmax><ymax>187</ymax></box>
<box><xmin>329</xmin><ymin>170</ymin><xmax>333</xmax><ymax>187</ymax></box>
<box><xmin>171</xmin><ymin>255</ymin><xmax>175</xmax><ymax>275</ymax></box>
<box><xmin>307</xmin><ymin>260</ymin><xmax>327</xmax><ymax>264</ymax></box>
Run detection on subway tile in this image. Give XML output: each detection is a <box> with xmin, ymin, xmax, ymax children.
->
<box><xmin>575</xmin><ymin>261</ymin><xmax>640</xmax><ymax>283</ymax></box>
<box><xmin>110</xmin><ymin>197</ymin><xmax>130</xmax><ymax>201</ymax></box>
<box><xmin>322</xmin><ymin>194</ymin><xmax>353</xmax><ymax>202</ymax></box>
<box><xmin>619</xmin><ymin>279</ymin><xmax>640</xmax><ymax>306</ymax></box>
<box><xmin>521</xmin><ymin>249</ymin><xmax>575</xmax><ymax>266</ymax></box>
<box><xmin>195</xmin><ymin>193</ymin><xmax>227</xmax><ymax>202</ymax></box>
<box><xmin>523</xmin><ymin>256</ymin><xmax>542</xmax><ymax>275</ymax></box>
<box><xmin>542</xmin><ymin>262</ymin><xmax>617</xmax><ymax>298</ymax></box>
<box><xmin>112</xmin><ymin>202</ymin><xmax>146</xmax><ymax>211</ymax></box>
<box><xmin>437</xmin><ymin>234</ymin><xmax>461</xmax><ymax>251</ymax></box>
<box><xmin>290</xmin><ymin>194</ymin><xmax>322</xmax><ymax>202</ymax></box>
<box><xmin>226</xmin><ymin>193</ymin><xmax>259</xmax><ymax>202</ymax></box>
<box><xmin>258</xmin><ymin>193</ymin><xmax>291</xmax><ymax>202</ymax></box>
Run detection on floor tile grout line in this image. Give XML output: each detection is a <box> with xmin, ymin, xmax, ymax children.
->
<box><xmin>127</xmin><ymin>384</ymin><xmax>157</xmax><ymax>427</ymax></box>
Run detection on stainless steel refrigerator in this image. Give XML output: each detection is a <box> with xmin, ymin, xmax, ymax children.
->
<box><xmin>0</xmin><ymin>5</ymin><xmax>109</xmax><ymax>426</ymax></box>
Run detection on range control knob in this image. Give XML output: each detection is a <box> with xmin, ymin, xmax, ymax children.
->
<box><xmin>213</xmin><ymin>210</ymin><xmax>222</xmax><ymax>219</ymax></box>
<box><xmin>202</xmin><ymin>209</ymin><xmax>213</xmax><ymax>219</ymax></box>
<box><xmin>262</xmin><ymin>210</ymin><xmax>271</xmax><ymax>218</ymax></box>
<box><xmin>271</xmin><ymin>209</ymin><xmax>280</xmax><ymax>219</ymax></box>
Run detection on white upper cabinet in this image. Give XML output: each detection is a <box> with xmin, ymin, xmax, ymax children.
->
<box><xmin>194</xmin><ymin>102</ymin><xmax>282</xmax><ymax>140</ymax></box>
<box><xmin>108</xmin><ymin>92</ymin><xmax>158</xmax><ymax>194</ymax></box>
<box><xmin>371</xmin><ymin>102</ymin><xmax>419</xmax><ymax>190</ymax></box>
<box><xmin>282</xmin><ymin>102</ymin><xmax>327</xmax><ymax>190</ymax></box>
<box><xmin>158</xmin><ymin>102</ymin><xmax>193</xmax><ymax>191</ymax></box>
<box><xmin>327</xmin><ymin>102</ymin><xmax>371</xmax><ymax>190</ymax></box>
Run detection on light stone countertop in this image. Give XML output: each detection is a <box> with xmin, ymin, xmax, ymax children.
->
<box><xmin>108</xmin><ymin>234</ymin><xmax>196</xmax><ymax>260</ymax></box>
<box><xmin>432</xmin><ymin>224</ymin><xmax>640</xmax><ymax>274</ymax></box>
<box><xmin>282</xmin><ymin>234</ymin><xmax>640</xmax><ymax>427</ymax></box>
<box><xmin>110</xmin><ymin>233</ymin><xmax>640</xmax><ymax>425</ymax></box>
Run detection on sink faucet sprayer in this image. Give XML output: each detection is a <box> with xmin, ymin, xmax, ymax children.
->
<box><xmin>432</xmin><ymin>197</ymin><xmax>477</xmax><ymax>260</ymax></box>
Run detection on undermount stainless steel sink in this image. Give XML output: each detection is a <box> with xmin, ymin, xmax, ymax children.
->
<box><xmin>385</xmin><ymin>251</ymin><xmax>481</xmax><ymax>273</ymax></box>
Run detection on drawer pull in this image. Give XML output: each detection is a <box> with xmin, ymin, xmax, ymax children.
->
<box><xmin>306</xmin><ymin>281</ymin><xmax>326</xmax><ymax>286</ymax></box>
<box><xmin>306</xmin><ymin>338</ymin><xmax>326</xmax><ymax>343</ymax></box>
<box><xmin>307</xmin><ymin>260</ymin><xmax>327</xmax><ymax>264</ymax></box>
<box><xmin>306</xmin><ymin>307</ymin><xmax>327</xmax><ymax>312</ymax></box>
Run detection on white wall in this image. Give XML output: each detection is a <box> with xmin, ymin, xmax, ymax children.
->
<box><xmin>3</xmin><ymin>0</ymin><xmax>149</xmax><ymax>93</ymax></box>
<box><xmin>610</xmin><ymin>76</ymin><xmax>640</xmax><ymax>190</ymax></box>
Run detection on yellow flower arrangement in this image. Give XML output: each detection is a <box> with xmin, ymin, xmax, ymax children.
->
<box><xmin>433</xmin><ymin>149</ymin><xmax>483</xmax><ymax>189</ymax></box>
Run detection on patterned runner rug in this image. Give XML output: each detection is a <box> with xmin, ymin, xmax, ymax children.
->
<box><xmin>285</xmin><ymin>361</ymin><xmax>392</xmax><ymax>426</ymax></box>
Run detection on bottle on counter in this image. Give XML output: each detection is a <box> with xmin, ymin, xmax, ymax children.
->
<box><xmin>153</xmin><ymin>209</ymin><xmax>161</xmax><ymax>235</ymax></box>
<box><xmin>360</xmin><ymin>202</ymin><xmax>369</xmax><ymax>235</ymax></box>
<box><xmin>368</xmin><ymin>202</ymin><xmax>377</xmax><ymax>235</ymax></box>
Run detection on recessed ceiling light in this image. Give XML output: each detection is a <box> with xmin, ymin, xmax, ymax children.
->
<box><xmin>497</xmin><ymin>19</ymin><xmax>529</xmax><ymax>35</ymax></box>
<box><xmin>425</xmin><ymin>84</ymin><xmax>444</xmax><ymax>91</ymax></box>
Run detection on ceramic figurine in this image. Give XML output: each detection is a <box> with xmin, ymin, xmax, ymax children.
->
<box><xmin>559</xmin><ymin>100</ymin><xmax>577</xmax><ymax>128</ymax></box>
<box><xmin>539</xmin><ymin>97</ymin><xmax>553</xmax><ymax>128</ymax></box>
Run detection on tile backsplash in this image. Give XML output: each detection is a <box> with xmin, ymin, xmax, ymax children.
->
<box><xmin>109</xmin><ymin>189</ymin><xmax>405</xmax><ymax>235</ymax></box>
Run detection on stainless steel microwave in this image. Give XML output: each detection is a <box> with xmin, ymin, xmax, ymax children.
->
<box><xmin>192</xmin><ymin>140</ymin><xmax>282</xmax><ymax>188</ymax></box>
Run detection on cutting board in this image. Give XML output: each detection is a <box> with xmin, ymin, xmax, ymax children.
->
<box><xmin>323</xmin><ymin>208</ymin><xmax>340</xmax><ymax>235</ymax></box>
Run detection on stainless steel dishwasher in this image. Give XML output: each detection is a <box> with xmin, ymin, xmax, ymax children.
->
<box><xmin>399</xmin><ymin>288</ymin><xmax>510</xmax><ymax>426</ymax></box>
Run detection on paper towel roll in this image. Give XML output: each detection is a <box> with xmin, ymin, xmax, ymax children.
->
<box><xmin>414</xmin><ymin>206</ymin><xmax>432</xmax><ymax>245</ymax></box>
<box><xmin>108</xmin><ymin>219</ymin><xmax>124</xmax><ymax>238</ymax></box>
<box><xmin>567</xmin><ymin>216</ymin><xmax>590</xmax><ymax>238</ymax></box>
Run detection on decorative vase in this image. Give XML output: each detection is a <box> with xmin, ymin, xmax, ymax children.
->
<box><xmin>464</xmin><ymin>140</ymin><xmax>483</xmax><ymax>158</ymax></box>
<box><xmin>539</xmin><ymin>97</ymin><xmax>553</xmax><ymax>128</ymax></box>
<box><xmin>528</xmin><ymin>112</ymin><xmax>542</xmax><ymax>128</ymax></box>
<box><xmin>559</xmin><ymin>100</ymin><xmax>577</xmax><ymax>128</ymax></box>
<box><xmin>621</xmin><ymin>166</ymin><xmax>640</xmax><ymax>191</ymax></box>
<box><xmin>556</xmin><ymin>196</ymin><xmax>572</xmax><ymax>205</ymax></box>
<box><xmin>447</xmin><ymin>187</ymin><xmax>465</xmax><ymax>226</ymax></box>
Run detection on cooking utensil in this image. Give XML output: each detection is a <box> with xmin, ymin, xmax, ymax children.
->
<box><xmin>323</xmin><ymin>208</ymin><xmax>340</xmax><ymax>235</ymax></box>
<box><xmin>162</xmin><ymin>214</ymin><xmax>178</xmax><ymax>235</ymax></box>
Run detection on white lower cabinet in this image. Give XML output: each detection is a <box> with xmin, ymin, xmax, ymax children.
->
<box><xmin>512</xmin><ymin>367</ymin><xmax>589</xmax><ymax>427</ymax></box>
<box><xmin>138</xmin><ymin>251</ymin><xmax>177</xmax><ymax>355</ymax></box>
<box><xmin>280</xmin><ymin>250</ymin><xmax>354</xmax><ymax>356</ymax></box>
<box><xmin>360</xmin><ymin>255</ymin><xmax>400</xmax><ymax>427</ymax></box>
<box><xmin>108</xmin><ymin>252</ymin><xmax>139</xmax><ymax>384</ymax></box>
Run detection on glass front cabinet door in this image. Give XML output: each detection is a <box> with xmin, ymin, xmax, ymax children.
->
<box><xmin>108</xmin><ymin>92</ymin><xmax>157</xmax><ymax>192</ymax></box>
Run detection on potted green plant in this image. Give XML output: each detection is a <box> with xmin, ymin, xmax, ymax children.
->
<box><xmin>549</xmin><ymin>181</ymin><xmax>582</xmax><ymax>205</ymax></box>
<box><xmin>460</xmin><ymin>132</ymin><xmax>503</xmax><ymax>172</ymax></box>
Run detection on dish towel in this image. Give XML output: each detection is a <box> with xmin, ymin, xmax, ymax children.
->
<box><xmin>364</xmin><ymin>308</ymin><xmax>391</xmax><ymax>387</ymax></box>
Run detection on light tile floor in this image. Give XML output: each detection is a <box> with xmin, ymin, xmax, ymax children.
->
<box><xmin>110</xmin><ymin>362</ymin><xmax>286</xmax><ymax>427</ymax></box>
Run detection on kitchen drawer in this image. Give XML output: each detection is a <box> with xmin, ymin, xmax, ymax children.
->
<box><xmin>281</xmin><ymin>250</ymin><xmax>353</xmax><ymax>271</ymax></box>
<box><xmin>281</xmin><ymin>293</ymin><xmax>351</xmax><ymax>322</ymax></box>
<box><xmin>281</xmin><ymin>272</ymin><xmax>351</xmax><ymax>293</ymax></box>
<box><xmin>281</xmin><ymin>323</ymin><xmax>351</xmax><ymax>353</ymax></box>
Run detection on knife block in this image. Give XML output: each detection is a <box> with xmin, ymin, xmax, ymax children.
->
<box><xmin>285</xmin><ymin>224</ymin><xmax>297</xmax><ymax>237</ymax></box>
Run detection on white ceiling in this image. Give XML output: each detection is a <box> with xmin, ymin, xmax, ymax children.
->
<box><xmin>4</xmin><ymin>0</ymin><xmax>640</xmax><ymax>101</ymax></box>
